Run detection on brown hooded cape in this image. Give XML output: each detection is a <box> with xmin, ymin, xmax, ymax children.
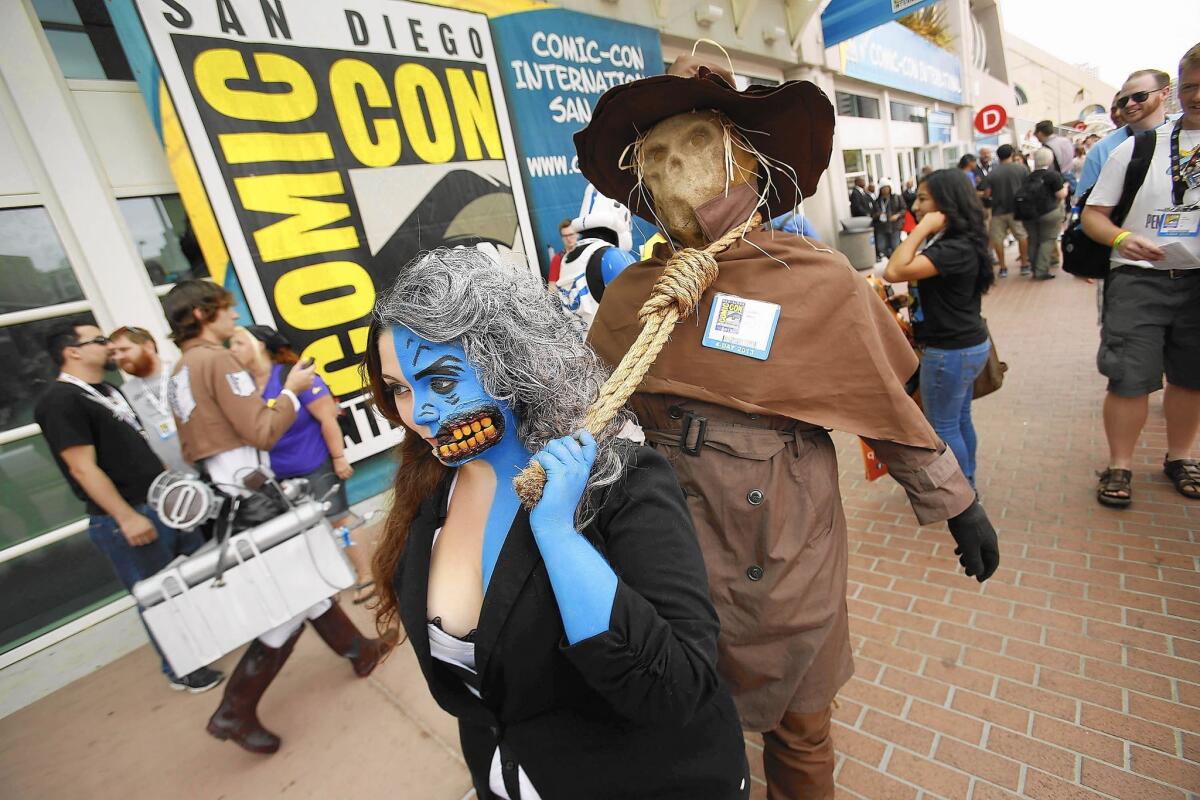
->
<box><xmin>588</xmin><ymin>185</ymin><xmax>940</xmax><ymax>451</ymax></box>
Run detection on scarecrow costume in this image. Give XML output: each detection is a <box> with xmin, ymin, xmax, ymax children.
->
<box><xmin>577</xmin><ymin>53</ymin><xmax>999</xmax><ymax>798</ymax></box>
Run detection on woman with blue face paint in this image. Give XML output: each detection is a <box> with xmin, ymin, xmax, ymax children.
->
<box><xmin>364</xmin><ymin>248</ymin><xmax>749</xmax><ymax>799</ymax></box>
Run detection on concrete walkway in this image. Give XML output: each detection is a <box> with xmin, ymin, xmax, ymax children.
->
<box><xmin>2</xmin><ymin>265</ymin><xmax>1198</xmax><ymax>799</ymax></box>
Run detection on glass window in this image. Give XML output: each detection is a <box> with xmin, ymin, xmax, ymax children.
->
<box><xmin>117</xmin><ymin>195</ymin><xmax>210</xmax><ymax>286</ymax></box>
<box><xmin>735</xmin><ymin>74</ymin><xmax>781</xmax><ymax>90</ymax></box>
<box><xmin>836</xmin><ymin>91</ymin><xmax>880</xmax><ymax>119</ymax></box>
<box><xmin>0</xmin><ymin>434</ymin><xmax>87</xmax><ymax>548</ymax></box>
<box><xmin>42</xmin><ymin>29</ymin><xmax>107</xmax><ymax>80</ymax></box>
<box><xmin>0</xmin><ymin>207</ymin><xmax>85</xmax><ymax>314</ymax></box>
<box><xmin>34</xmin><ymin>0</ymin><xmax>133</xmax><ymax>81</ymax></box>
<box><xmin>889</xmin><ymin>101</ymin><xmax>928</xmax><ymax>123</ymax></box>
<box><xmin>843</xmin><ymin>149</ymin><xmax>864</xmax><ymax>174</ymax></box>
<box><xmin>0</xmin><ymin>312</ymin><xmax>100</xmax><ymax>432</ymax></box>
<box><xmin>0</xmin><ymin>529</ymin><xmax>124</xmax><ymax>655</ymax></box>
<box><xmin>1014</xmin><ymin>84</ymin><xmax>1029</xmax><ymax>105</ymax></box>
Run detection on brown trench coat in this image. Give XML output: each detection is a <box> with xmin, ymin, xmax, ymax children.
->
<box><xmin>589</xmin><ymin>185</ymin><xmax>976</xmax><ymax>731</ymax></box>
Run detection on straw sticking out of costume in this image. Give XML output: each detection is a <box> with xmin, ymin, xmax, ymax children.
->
<box><xmin>512</xmin><ymin>211</ymin><xmax>761</xmax><ymax>508</ymax></box>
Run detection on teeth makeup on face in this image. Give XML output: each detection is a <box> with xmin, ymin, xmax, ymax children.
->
<box><xmin>482</xmin><ymin>417</ymin><xmax>492</xmax><ymax>427</ymax></box>
<box><xmin>439</xmin><ymin>445</ymin><xmax>451</xmax><ymax>457</ymax></box>
<box><xmin>471</xmin><ymin>421</ymin><xmax>482</xmax><ymax>433</ymax></box>
<box><xmin>454</xmin><ymin>429</ymin><xmax>464</xmax><ymax>441</ymax></box>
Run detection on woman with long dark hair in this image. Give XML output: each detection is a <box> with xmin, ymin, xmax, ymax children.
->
<box><xmin>362</xmin><ymin>248</ymin><xmax>748</xmax><ymax>799</ymax></box>
<box><xmin>884</xmin><ymin>168</ymin><xmax>994</xmax><ymax>488</ymax></box>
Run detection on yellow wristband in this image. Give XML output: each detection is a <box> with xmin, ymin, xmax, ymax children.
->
<box><xmin>1111</xmin><ymin>231</ymin><xmax>1131</xmax><ymax>249</ymax></box>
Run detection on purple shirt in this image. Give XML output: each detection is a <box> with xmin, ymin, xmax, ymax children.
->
<box><xmin>262</xmin><ymin>364</ymin><xmax>332</xmax><ymax>476</ymax></box>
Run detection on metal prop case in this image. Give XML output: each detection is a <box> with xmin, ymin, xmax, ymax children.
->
<box><xmin>132</xmin><ymin>501</ymin><xmax>355</xmax><ymax>677</ymax></box>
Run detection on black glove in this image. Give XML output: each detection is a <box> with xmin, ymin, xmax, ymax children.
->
<box><xmin>947</xmin><ymin>500</ymin><xmax>999</xmax><ymax>582</ymax></box>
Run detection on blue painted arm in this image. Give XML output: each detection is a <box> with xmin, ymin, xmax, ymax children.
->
<box><xmin>529</xmin><ymin>432</ymin><xmax>617</xmax><ymax>644</ymax></box>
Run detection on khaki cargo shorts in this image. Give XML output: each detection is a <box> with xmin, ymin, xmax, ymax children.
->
<box><xmin>989</xmin><ymin>212</ymin><xmax>1027</xmax><ymax>246</ymax></box>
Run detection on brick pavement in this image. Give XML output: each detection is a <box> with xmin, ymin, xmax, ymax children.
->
<box><xmin>2</xmin><ymin>266</ymin><xmax>1198</xmax><ymax>800</ymax></box>
<box><xmin>762</xmin><ymin>268</ymin><xmax>1200</xmax><ymax>799</ymax></box>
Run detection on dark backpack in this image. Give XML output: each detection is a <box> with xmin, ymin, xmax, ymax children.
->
<box><xmin>1013</xmin><ymin>171</ymin><xmax>1053</xmax><ymax>221</ymax></box>
<box><xmin>1063</xmin><ymin>130</ymin><xmax>1156</xmax><ymax>280</ymax></box>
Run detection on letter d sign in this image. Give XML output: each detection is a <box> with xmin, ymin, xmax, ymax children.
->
<box><xmin>974</xmin><ymin>105</ymin><xmax>1007</xmax><ymax>136</ymax></box>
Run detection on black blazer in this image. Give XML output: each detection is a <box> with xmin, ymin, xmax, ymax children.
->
<box><xmin>396</xmin><ymin>444</ymin><xmax>749</xmax><ymax>799</ymax></box>
<box><xmin>849</xmin><ymin>187</ymin><xmax>873</xmax><ymax>217</ymax></box>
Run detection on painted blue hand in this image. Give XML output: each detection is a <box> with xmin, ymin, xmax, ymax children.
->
<box><xmin>528</xmin><ymin>431</ymin><xmax>616</xmax><ymax>644</ymax></box>
<box><xmin>530</xmin><ymin>431</ymin><xmax>597</xmax><ymax>533</ymax></box>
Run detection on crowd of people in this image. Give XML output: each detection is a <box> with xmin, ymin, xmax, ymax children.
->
<box><xmin>28</xmin><ymin>36</ymin><xmax>1198</xmax><ymax>800</ymax></box>
<box><xmin>34</xmin><ymin>286</ymin><xmax>398</xmax><ymax>751</ymax></box>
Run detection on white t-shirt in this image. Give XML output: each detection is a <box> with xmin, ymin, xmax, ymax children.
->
<box><xmin>1088</xmin><ymin>123</ymin><xmax>1200</xmax><ymax>269</ymax></box>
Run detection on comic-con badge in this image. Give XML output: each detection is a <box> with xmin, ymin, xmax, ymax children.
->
<box><xmin>702</xmin><ymin>293</ymin><xmax>781</xmax><ymax>361</ymax></box>
<box><xmin>1156</xmin><ymin>209</ymin><xmax>1200</xmax><ymax>238</ymax></box>
<box><xmin>156</xmin><ymin>418</ymin><xmax>177</xmax><ymax>440</ymax></box>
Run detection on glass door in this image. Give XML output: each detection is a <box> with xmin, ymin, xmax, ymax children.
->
<box><xmin>917</xmin><ymin>144</ymin><xmax>941</xmax><ymax>171</ymax></box>
<box><xmin>864</xmin><ymin>149</ymin><xmax>886</xmax><ymax>188</ymax></box>
<box><xmin>896</xmin><ymin>150</ymin><xmax>916</xmax><ymax>184</ymax></box>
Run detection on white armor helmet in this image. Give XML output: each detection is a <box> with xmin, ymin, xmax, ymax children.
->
<box><xmin>572</xmin><ymin>184</ymin><xmax>633</xmax><ymax>252</ymax></box>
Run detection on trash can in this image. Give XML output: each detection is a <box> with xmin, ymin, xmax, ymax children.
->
<box><xmin>838</xmin><ymin>218</ymin><xmax>876</xmax><ymax>271</ymax></box>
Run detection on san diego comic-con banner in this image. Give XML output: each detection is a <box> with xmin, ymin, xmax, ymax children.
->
<box><xmin>490</xmin><ymin>8</ymin><xmax>662</xmax><ymax>274</ymax></box>
<box><xmin>112</xmin><ymin>0</ymin><xmax>538</xmax><ymax>475</ymax></box>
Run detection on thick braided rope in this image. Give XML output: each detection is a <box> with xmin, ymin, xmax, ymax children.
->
<box><xmin>514</xmin><ymin>212</ymin><xmax>762</xmax><ymax>507</ymax></box>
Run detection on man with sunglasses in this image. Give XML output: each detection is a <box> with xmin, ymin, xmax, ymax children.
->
<box><xmin>34</xmin><ymin>321</ymin><xmax>224</xmax><ymax>692</ymax></box>
<box><xmin>1082</xmin><ymin>47</ymin><xmax>1200</xmax><ymax>507</ymax></box>
<box><xmin>1078</xmin><ymin>69</ymin><xmax>1172</xmax><ymax>197</ymax></box>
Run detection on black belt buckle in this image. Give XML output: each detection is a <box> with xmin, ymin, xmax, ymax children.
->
<box><xmin>679</xmin><ymin>411</ymin><xmax>708</xmax><ymax>456</ymax></box>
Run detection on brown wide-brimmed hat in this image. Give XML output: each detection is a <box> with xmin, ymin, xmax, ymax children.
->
<box><xmin>573</xmin><ymin>51</ymin><xmax>835</xmax><ymax>223</ymax></box>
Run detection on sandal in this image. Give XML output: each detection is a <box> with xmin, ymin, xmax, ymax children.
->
<box><xmin>1096</xmin><ymin>468</ymin><xmax>1132</xmax><ymax>508</ymax></box>
<box><xmin>350</xmin><ymin>581</ymin><xmax>377</xmax><ymax>605</ymax></box>
<box><xmin>1164</xmin><ymin>458</ymin><xmax>1200</xmax><ymax>501</ymax></box>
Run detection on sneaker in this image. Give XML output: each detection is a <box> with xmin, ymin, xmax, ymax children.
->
<box><xmin>168</xmin><ymin>666</ymin><xmax>225</xmax><ymax>694</ymax></box>
<box><xmin>1020</xmin><ymin>266</ymin><xmax>1032</xmax><ymax>277</ymax></box>
<box><xmin>998</xmin><ymin>267</ymin><xmax>1008</xmax><ymax>278</ymax></box>
<box><xmin>1033</xmin><ymin>273</ymin><xmax>1057</xmax><ymax>281</ymax></box>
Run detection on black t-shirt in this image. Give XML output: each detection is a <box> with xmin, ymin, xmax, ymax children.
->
<box><xmin>34</xmin><ymin>380</ymin><xmax>165</xmax><ymax>515</ymax></box>
<box><xmin>984</xmin><ymin>161</ymin><xmax>1029</xmax><ymax>214</ymax></box>
<box><xmin>910</xmin><ymin>237</ymin><xmax>989</xmax><ymax>350</ymax></box>
<box><xmin>1033</xmin><ymin>169</ymin><xmax>1065</xmax><ymax>213</ymax></box>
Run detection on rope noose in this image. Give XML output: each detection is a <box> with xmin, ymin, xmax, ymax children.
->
<box><xmin>513</xmin><ymin>212</ymin><xmax>762</xmax><ymax>508</ymax></box>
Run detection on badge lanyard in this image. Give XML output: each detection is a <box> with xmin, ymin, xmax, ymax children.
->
<box><xmin>58</xmin><ymin>373</ymin><xmax>146</xmax><ymax>436</ymax></box>
<box><xmin>143</xmin><ymin>369</ymin><xmax>172</xmax><ymax>419</ymax></box>
<box><xmin>1170</xmin><ymin>121</ymin><xmax>1199</xmax><ymax>206</ymax></box>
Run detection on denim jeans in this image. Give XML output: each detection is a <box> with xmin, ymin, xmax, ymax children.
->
<box><xmin>88</xmin><ymin>505</ymin><xmax>204</xmax><ymax>676</ymax></box>
<box><xmin>919</xmin><ymin>341</ymin><xmax>992</xmax><ymax>487</ymax></box>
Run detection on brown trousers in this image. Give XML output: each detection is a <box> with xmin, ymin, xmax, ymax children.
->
<box><xmin>631</xmin><ymin>395</ymin><xmax>854</xmax><ymax>731</ymax></box>
<box><xmin>763</xmin><ymin>705</ymin><xmax>835</xmax><ymax>799</ymax></box>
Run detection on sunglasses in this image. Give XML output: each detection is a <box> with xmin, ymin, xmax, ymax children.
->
<box><xmin>1115</xmin><ymin>90</ymin><xmax>1154</xmax><ymax>109</ymax></box>
<box><xmin>74</xmin><ymin>336</ymin><xmax>110</xmax><ymax>347</ymax></box>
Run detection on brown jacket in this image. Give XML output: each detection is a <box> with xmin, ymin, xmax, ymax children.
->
<box><xmin>169</xmin><ymin>339</ymin><xmax>296</xmax><ymax>463</ymax></box>
<box><xmin>588</xmin><ymin>185</ymin><xmax>976</xmax><ymax>729</ymax></box>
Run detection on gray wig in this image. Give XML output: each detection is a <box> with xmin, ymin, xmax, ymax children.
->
<box><xmin>372</xmin><ymin>247</ymin><xmax>632</xmax><ymax>525</ymax></box>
